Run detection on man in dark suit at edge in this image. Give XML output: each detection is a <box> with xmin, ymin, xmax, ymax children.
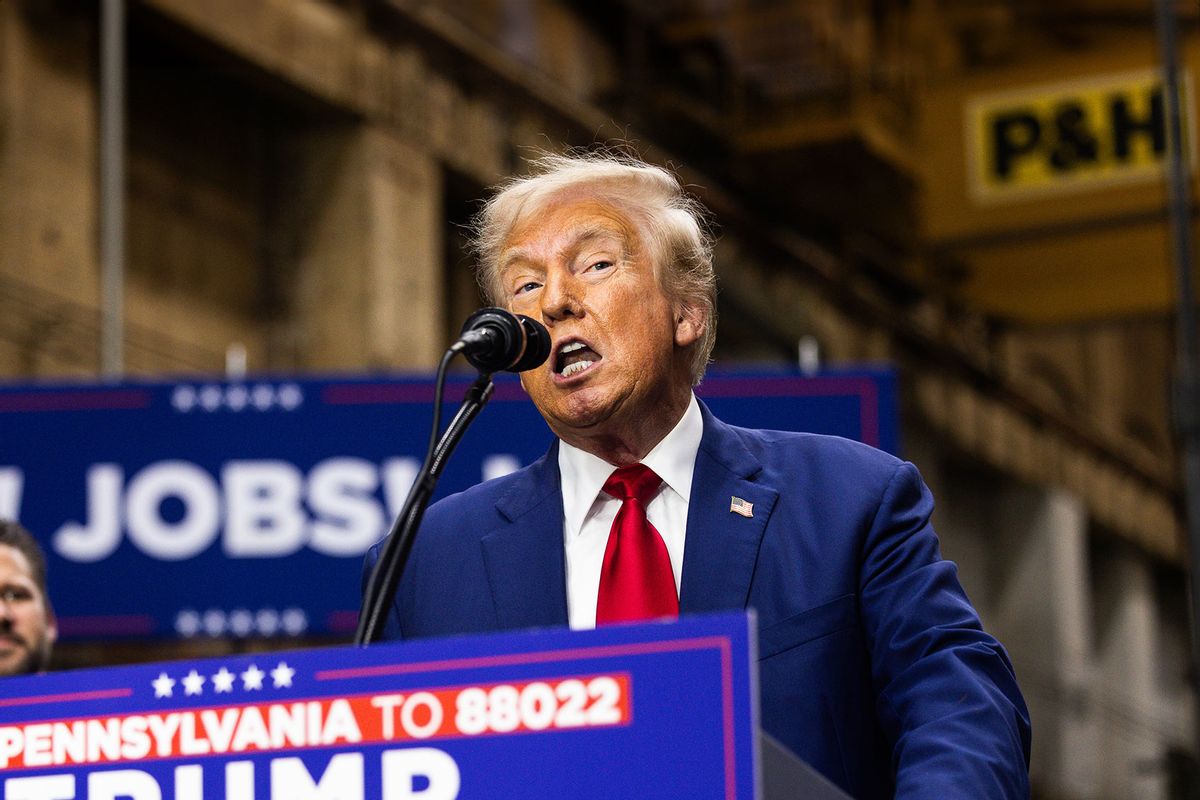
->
<box><xmin>365</xmin><ymin>151</ymin><xmax>1031</xmax><ymax>798</ymax></box>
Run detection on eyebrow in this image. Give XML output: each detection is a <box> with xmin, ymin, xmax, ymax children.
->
<box><xmin>501</xmin><ymin>224</ymin><xmax>627</xmax><ymax>272</ymax></box>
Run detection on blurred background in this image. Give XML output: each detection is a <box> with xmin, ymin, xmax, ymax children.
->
<box><xmin>0</xmin><ymin>1</ymin><xmax>1197</xmax><ymax>797</ymax></box>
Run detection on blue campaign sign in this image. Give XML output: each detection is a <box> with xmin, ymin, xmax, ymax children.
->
<box><xmin>0</xmin><ymin>613</ymin><xmax>757</xmax><ymax>799</ymax></box>
<box><xmin>0</xmin><ymin>368</ymin><xmax>894</xmax><ymax>640</ymax></box>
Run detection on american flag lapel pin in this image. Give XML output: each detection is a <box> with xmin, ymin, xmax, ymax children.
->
<box><xmin>730</xmin><ymin>496</ymin><xmax>754</xmax><ymax>518</ymax></box>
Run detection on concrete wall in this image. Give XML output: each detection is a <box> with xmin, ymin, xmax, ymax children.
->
<box><xmin>0</xmin><ymin>3</ymin><xmax>100</xmax><ymax>375</ymax></box>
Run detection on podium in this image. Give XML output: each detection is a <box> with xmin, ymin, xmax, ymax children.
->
<box><xmin>0</xmin><ymin>613</ymin><xmax>848</xmax><ymax>798</ymax></box>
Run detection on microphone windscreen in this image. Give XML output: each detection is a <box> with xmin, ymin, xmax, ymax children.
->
<box><xmin>459</xmin><ymin>308</ymin><xmax>525</xmax><ymax>372</ymax></box>
<box><xmin>510</xmin><ymin>315</ymin><xmax>551</xmax><ymax>372</ymax></box>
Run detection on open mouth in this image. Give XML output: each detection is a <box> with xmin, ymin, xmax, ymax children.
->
<box><xmin>554</xmin><ymin>340</ymin><xmax>602</xmax><ymax>379</ymax></box>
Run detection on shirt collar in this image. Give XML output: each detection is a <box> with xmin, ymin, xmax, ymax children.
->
<box><xmin>558</xmin><ymin>394</ymin><xmax>703</xmax><ymax>538</ymax></box>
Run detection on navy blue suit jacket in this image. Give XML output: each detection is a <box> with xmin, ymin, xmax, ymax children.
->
<box><xmin>365</xmin><ymin>403</ymin><xmax>1031</xmax><ymax>798</ymax></box>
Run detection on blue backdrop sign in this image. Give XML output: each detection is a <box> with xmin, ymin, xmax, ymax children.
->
<box><xmin>0</xmin><ymin>369</ymin><xmax>895</xmax><ymax>640</ymax></box>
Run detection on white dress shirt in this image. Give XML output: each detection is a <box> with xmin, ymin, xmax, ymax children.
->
<box><xmin>558</xmin><ymin>394</ymin><xmax>703</xmax><ymax>630</ymax></box>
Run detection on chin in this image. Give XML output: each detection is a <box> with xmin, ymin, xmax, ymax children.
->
<box><xmin>549</xmin><ymin>392</ymin><xmax>616</xmax><ymax>430</ymax></box>
<box><xmin>0</xmin><ymin>656</ymin><xmax>27</xmax><ymax>677</ymax></box>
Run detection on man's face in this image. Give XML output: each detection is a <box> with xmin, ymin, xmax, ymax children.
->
<box><xmin>500</xmin><ymin>195</ymin><xmax>701</xmax><ymax>447</ymax></box>
<box><xmin>0</xmin><ymin>545</ymin><xmax>55</xmax><ymax>676</ymax></box>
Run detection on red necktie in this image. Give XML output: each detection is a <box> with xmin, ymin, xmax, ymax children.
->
<box><xmin>595</xmin><ymin>464</ymin><xmax>679</xmax><ymax>625</ymax></box>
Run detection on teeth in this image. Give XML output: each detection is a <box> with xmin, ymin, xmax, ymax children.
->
<box><xmin>559</xmin><ymin>342</ymin><xmax>585</xmax><ymax>354</ymax></box>
<box><xmin>560</xmin><ymin>360</ymin><xmax>593</xmax><ymax>378</ymax></box>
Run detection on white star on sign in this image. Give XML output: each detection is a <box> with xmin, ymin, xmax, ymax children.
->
<box><xmin>251</xmin><ymin>384</ymin><xmax>275</xmax><ymax>410</ymax></box>
<box><xmin>281</xmin><ymin>608</ymin><xmax>308</xmax><ymax>635</ymax></box>
<box><xmin>225</xmin><ymin>385</ymin><xmax>249</xmax><ymax>411</ymax></box>
<box><xmin>277</xmin><ymin>384</ymin><xmax>303</xmax><ymax>410</ymax></box>
<box><xmin>182</xmin><ymin>669</ymin><xmax>205</xmax><ymax>696</ymax></box>
<box><xmin>171</xmin><ymin>386</ymin><xmax>196</xmax><ymax>412</ymax></box>
<box><xmin>199</xmin><ymin>385</ymin><xmax>224</xmax><ymax>411</ymax></box>
<box><xmin>270</xmin><ymin>662</ymin><xmax>295</xmax><ymax>689</ymax></box>
<box><xmin>175</xmin><ymin>609</ymin><xmax>201</xmax><ymax>638</ymax></box>
<box><xmin>212</xmin><ymin>667</ymin><xmax>235</xmax><ymax>693</ymax></box>
<box><xmin>152</xmin><ymin>672</ymin><xmax>175</xmax><ymax>698</ymax></box>
<box><xmin>255</xmin><ymin>608</ymin><xmax>280</xmax><ymax>636</ymax></box>
<box><xmin>228</xmin><ymin>609</ymin><xmax>254</xmax><ymax>638</ymax></box>
<box><xmin>241</xmin><ymin>664</ymin><xmax>265</xmax><ymax>691</ymax></box>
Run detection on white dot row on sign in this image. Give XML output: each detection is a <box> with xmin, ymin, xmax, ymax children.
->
<box><xmin>175</xmin><ymin>608</ymin><xmax>308</xmax><ymax>638</ymax></box>
<box><xmin>171</xmin><ymin>383</ymin><xmax>304</xmax><ymax>413</ymax></box>
<box><xmin>152</xmin><ymin>661</ymin><xmax>296</xmax><ymax>699</ymax></box>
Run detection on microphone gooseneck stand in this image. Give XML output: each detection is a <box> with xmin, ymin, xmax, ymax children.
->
<box><xmin>356</xmin><ymin>307</ymin><xmax>549</xmax><ymax>646</ymax></box>
<box><xmin>355</xmin><ymin>345</ymin><xmax>494</xmax><ymax>646</ymax></box>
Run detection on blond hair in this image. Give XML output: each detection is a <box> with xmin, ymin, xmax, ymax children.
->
<box><xmin>469</xmin><ymin>151</ymin><xmax>717</xmax><ymax>385</ymax></box>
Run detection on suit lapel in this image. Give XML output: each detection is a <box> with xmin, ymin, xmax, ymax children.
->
<box><xmin>478</xmin><ymin>405</ymin><xmax>779</xmax><ymax>625</ymax></box>
<box><xmin>480</xmin><ymin>443</ymin><xmax>570</xmax><ymax>630</ymax></box>
<box><xmin>679</xmin><ymin>403</ymin><xmax>779</xmax><ymax>614</ymax></box>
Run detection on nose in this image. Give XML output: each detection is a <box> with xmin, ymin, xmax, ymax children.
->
<box><xmin>539</xmin><ymin>269</ymin><xmax>583</xmax><ymax>324</ymax></box>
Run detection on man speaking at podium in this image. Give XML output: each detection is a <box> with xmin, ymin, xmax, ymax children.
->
<box><xmin>366</xmin><ymin>152</ymin><xmax>1031</xmax><ymax>797</ymax></box>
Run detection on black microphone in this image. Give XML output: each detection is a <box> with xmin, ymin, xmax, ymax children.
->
<box><xmin>511</xmin><ymin>314</ymin><xmax>552</xmax><ymax>372</ymax></box>
<box><xmin>457</xmin><ymin>308</ymin><xmax>551</xmax><ymax>373</ymax></box>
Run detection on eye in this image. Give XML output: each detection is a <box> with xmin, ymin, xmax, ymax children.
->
<box><xmin>514</xmin><ymin>281</ymin><xmax>541</xmax><ymax>296</ymax></box>
<box><xmin>0</xmin><ymin>587</ymin><xmax>32</xmax><ymax>604</ymax></box>
<box><xmin>587</xmin><ymin>260</ymin><xmax>614</xmax><ymax>273</ymax></box>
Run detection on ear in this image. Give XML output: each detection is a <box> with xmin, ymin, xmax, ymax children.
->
<box><xmin>673</xmin><ymin>302</ymin><xmax>705</xmax><ymax>348</ymax></box>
